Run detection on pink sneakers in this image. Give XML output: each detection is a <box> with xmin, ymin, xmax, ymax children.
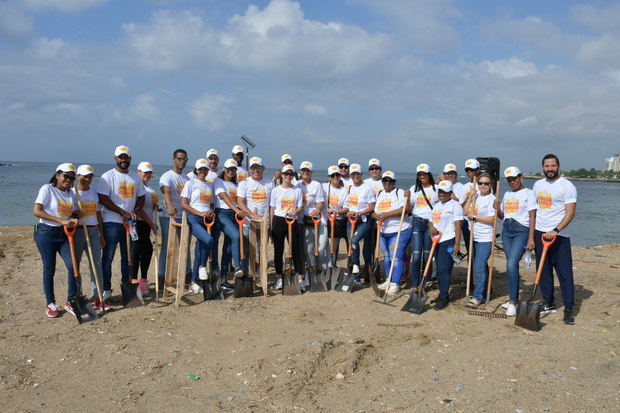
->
<box><xmin>93</xmin><ymin>300</ymin><xmax>112</xmax><ymax>312</ymax></box>
<box><xmin>64</xmin><ymin>301</ymin><xmax>75</xmax><ymax>316</ymax></box>
<box><xmin>45</xmin><ymin>303</ymin><xmax>60</xmax><ymax>318</ymax></box>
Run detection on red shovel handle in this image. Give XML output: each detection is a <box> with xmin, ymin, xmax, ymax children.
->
<box><xmin>285</xmin><ymin>216</ymin><xmax>296</xmax><ymax>227</ymax></box>
<box><xmin>431</xmin><ymin>232</ymin><xmax>442</xmax><ymax>245</ymax></box>
<box><xmin>541</xmin><ymin>233</ymin><xmax>557</xmax><ymax>249</ymax></box>
<box><xmin>235</xmin><ymin>213</ymin><xmax>246</xmax><ymax>227</ymax></box>
<box><xmin>311</xmin><ymin>214</ymin><xmax>322</xmax><ymax>226</ymax></box>
<box><xmin>328</xmin><ymin>211</ymin><xmax>337</xmax><ymax>223</ymax></box>
<box><xmin>348</xmin><ymin>215</ymin><xmax>358</xmax><ymax>225</ymax></box>
<box><xmin>203</xmin><ymin>216</ymin><xmax>215</xmax><ymax>233</ymax></box>
<box><xmin>63</xmin><ymin>224</ymin><xmax>77</xmax><ymax>241</ymax></box>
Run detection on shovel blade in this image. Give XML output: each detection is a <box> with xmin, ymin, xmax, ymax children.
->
<box><xmin>282</xmin><ymin>273</ymin><xmax>302</xmax><ymax>295</ymax></box>
<box><xmin>309</xmin><ymin>271</ymin><xmax>328</xmax><ymax>292</ymax></box>
<box><xmin>202</xmin><ymin>278</ymin><xmax>223</xmax><ymax>300</ymax></box>
<box><xmin>514</xmin><ymin>301</ymin><xmax>542</xmax><ymax>331</ymax></box>
<box><xmin>329</xmin><ymin>268</ymin><xmax>343</xmax><ymax>291</ymax></box>
<box><xmin>234</xmin><ymin>276</ymin><xmax>255</xmax><ymax>298</ymax></box>
<box><xmin>335</xmin><ymin>271</ymin><xmax>356</xmax><ymax>293</ymax></box>
<box><xmin>121</xmin><ymin>283</ymin><xmax>144</xmax><ymax>308</ymax></box>
<box><xmin>401</xmin><ymin>291</ymin><xmax>428</xmax><ymax>314</ymax></box>
<box><xmin>69</xmin><ymin>296</ymin><xmax>98</xmax><ymax>324</ymax></box>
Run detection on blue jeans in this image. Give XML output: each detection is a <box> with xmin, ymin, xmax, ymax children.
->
<box><xmin>187</xmin><ymin>213</ymin><xmax>214</xmax><ymax>283</ymax></box>
<box><xmin>534</xmin><ymin>230</ymin><xmax>575</xmax><ymax>309</ymax></box>
<box><xmin>472</xmin><ymin>241</ymin><xmax>492</xmax><ymax>302</ymax></box>
<box><xmin>348</xmin><ymin>218</ymin><xmax>372</xmax><ymax>267</ymax></box>
<box><xmin>34</xmin><ymin>224</ymin><xmax>77</xmax><ymax>304</ymax></box>
<box><xmin>101</xmin><ymin>222</ymin><xmax>130</xmax><ymax>289</ymax></box>
<box><xmin>436</xmin><ymin>239</ymin><xmax>455</xmax><ymax>301</ymax></box>
<box><xmin>217</xmin><ymin>209</ymin><xmax>241</xmax><ymax>276</ymax></box>
<box><xmin>380</xmin><ymin>227</ymin><xmax>412</xmax><ymax>284</ymax></box>
<box><xmin>502</xmin><ymin>219</ymin><xmax>529</xmax><ymax>302</ymax></box>
<box><xmin>409</xmin><ymin>216</ymin><xmax>431</xmax><ymax>287</ymax></box>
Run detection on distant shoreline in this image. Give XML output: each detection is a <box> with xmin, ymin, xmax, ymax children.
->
<box><xmin>522</xmin><ymin>175</ymin><xmax>620</xmax><ymax>183</ymax></box>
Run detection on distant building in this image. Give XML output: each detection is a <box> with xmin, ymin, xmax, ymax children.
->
<box><xmin>604</xmin><ymin>153</ymin><xmax>620</xmax><ymax>172</ymax></box>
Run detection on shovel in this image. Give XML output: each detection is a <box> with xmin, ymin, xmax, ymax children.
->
<box><xmin>369</xmin><ymin>220</ymin><xmax>384</xmax><ymax>297</ymax></box>
<box><xmin>326</xmin><ymin>212</ymin><xmax>343</xmax><ymax>290</ymax></box>
<box><xmin>200</xmin><ymin>216</ymin><xmax>223</xmax><ymax>300</ymax></box>
<box><xmin>335</xmin><ymin>215</ymin><xmax>358</xmax><ymax>292</ymax></box>
<box><xmin>64</xmin><ymin>225</ymin><xmax>98</xmax><ymax>323</ymax></box>
<box><xmin>463</xmin><ymin>177</ymin><xmax>478</xmax><ymax>305</ymax></box>
<box><xmin>515</xmin><ymin>235</ymin><xmax>556</xmax><ymax>331</ymax></box>
<box><xmin>233</xmin><ymin>213</ymin><xmax>254</xmax><ymax>298</ymax></box>
<box><xmin>401</xmin><ymin>232</ymin><xmax>441</xmax><ymax>314</ymax></box>
<box><xmin>120</xmin><ymin>223</ymin><xmax>144</xmax><ymax>307</ymax></box>
<box><xmin>282</xmin><ymin>216</ymin><xmax>302</xmax><ymax>295</ymax></box>
<box><xmin>309</xmin><ymin>215</ymin><xmax>328</xmax><ymax>292</ymax></box>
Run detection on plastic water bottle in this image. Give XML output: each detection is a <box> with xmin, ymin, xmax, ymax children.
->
<box><xmin>447</xmin><ymin>246</ymin><xmax>461</xmax><ymax>264</ymax></box>
<box><xmin>523</xmin><ymin>248</ymin><xmax>532</xmax><ymax>269</ymax></box>
<box><xmin>128</xmin><ymin>219</ymin><xmax>139</xmax><ymax>241</ymax></box>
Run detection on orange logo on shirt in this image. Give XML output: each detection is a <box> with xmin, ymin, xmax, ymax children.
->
<box><xmin>237</xmin><ymin>171</ymin><xmax>247</xmax><ymax>181</ymax></box>
<box><xmin>431</xmin><ymin>209</ymin><xmax>442</xmax><ymax>224</ymax></box>
<box><xmin>376</xmin><ymin>199</ymin><xmax>392</xmax><ymax>212</ymax></box>
<box><xmin>80</xmin><ymin>200</ymin><xmax>97</xmax><ymax>218</ymax></box>
<box><xmin>537</xmin><ymin>191</ymin><xmax>552</xmax><ymax>209</ymax></box>
<box><xmin>504</xmin><ymin>199</ymin><xmax>520</xmax><ymax>214</ymax></box>
<box><xmin>280</xmin><ymin>197</ymin><xmax>295</xmax><ymax>211</ymax></box>
<box><xmin>151</xmin><ymin>193</ymin><xmax>159</xmax><ymax>206</ymax></box>
<box><xmin>348</xmin><ymin>194</ymin><xmax>359</xmax><ymax>208</ymax></box>
<box><xmin>228</xmin><ymin>188</ymin><xmax>237</xmax><ymax>199</ymax></box>
<box><xmin>118</xmin><ymin>181</ymin><xmax>135</xmax><ymax>199</ymax></box>
<box><xmin>199</xmin><ymin>189</ymin><xmax>212</xmax><ymax>204</ymax></box>
<box><xmin>251</xmin><ymin>189</ymin><xmax>267</xmax><ymax>202</ymax></box>
<box><xmin>176</xmin><ymin>182</ymin><xmax>185</xmax><ymax>195</ymax></box>
<box><xmin>57</xmin><ymin>199</ymin><xmax>73</xmax><ymax>217</ymax></box>
<box><xmin>416</xmin><ymin>194</ymin><xmax>428</xmax><ymax>208</ymax></box>
<box><xmin>328</xmin><ymin>194</ymin><xmax>340</xmax><ymax>208</ymax></box>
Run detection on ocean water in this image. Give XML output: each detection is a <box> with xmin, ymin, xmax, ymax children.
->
<box><xmin>1</xmin><ymin>161</ymin><xmax>618</xmax><ymax>247</ymax></box>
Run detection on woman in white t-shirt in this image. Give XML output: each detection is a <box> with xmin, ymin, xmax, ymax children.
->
<box><xmin>372</xmin><ymin>171</ymin><xmax>412</xmax><ymax>295</ymax></box>
<box><xmin>494</xmin><ymin>166</ymin><xmax>537</xmax><ymax>316</ymax></box>
<box><xmin>298</xmin><ymin>161</ymin><xmax>327</xmax><ymax>280</ymax></box>
<box><xmin>407</xmin><ymin>163</ymin><xmax>438</xmax><ymax>289</ymax></box>
<box><xmin>463</xmin><ymin>172</ymin><xmax>497</xmax><ymax>307</ymax></box>
<box><xmin>428</xmin><ymin>180</ymin><xmax>463</xmax><ymax>309</ymax></box>
<box><xmin>181</xmin><ymin>158</ymin><xmax>217</xmax><ymax>293</ymax></box>
<box><xmin>344</xmin><ymin>163</ymin><xmax>376</xmax><ymax>281</ymax></box>
<box><xmin>322</xmin><ymin>166</ymin><xmax>349</xmax><ymax>262</ymax></box>
<box><xmin>269</xmin><ymin>165</ymin><xmax>304</xmax><ymax>290</ymax></box>
<box><xmin>33</xmin><ymin>163</ymin><xmax>80</xmax><ymax>318</ymax></box>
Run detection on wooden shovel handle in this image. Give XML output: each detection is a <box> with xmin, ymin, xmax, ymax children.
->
<box><xmin>63</xmin><ymin>225</ymin><xmax>80</xmax><ymax>278</ymax></box>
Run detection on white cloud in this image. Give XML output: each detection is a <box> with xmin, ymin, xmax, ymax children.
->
<box><xmin>188</xmin><ymin>92</ymin><xmax>233</xmax><ymax>131</ymax></box>
<box><xmin>481</xmin><ymin>57</ymin><xmax>538</xmax><ymax>79</ymax></box>
<box><xmin>571</xmin><ymin>3</ymin><xmax>620</xmax><ymax>34</ymax></box>
<box><xmin>109</xmin><ymin>94</ymin><xmax>160</xmax><ymax>123</ymax></box>
<box><xmin>0</xmin><ymin>2</ymin><xmax>33</xmax><ymax>40</ymax></box>
<box><xmin>23</xmin><ymin>0</ymin><xmax>111</xmax><ymax>13</ymax></box>
<box><xmin>575</xmin><ymin>33</ymin><xmax>620</xmax><ymax>70</ymax></box>
<box><xmin>304</xmin><ymin>104</ymin><xmax>327</xmax><ymax>117</ymax></box>
<box><xmin>29</xmin><ymin>37</ymin><xmax>77</xmax><ymax>59</ymax></box>
<box><xmin>514</xmin><ymin>116</ymin><xmax>539</xmax><ymax>127</ymax></box>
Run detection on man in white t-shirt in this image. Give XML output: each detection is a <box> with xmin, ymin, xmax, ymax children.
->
<box><xmin>158</xmin><ymin>149</ymin><xmax>190</xmax><ymax>285</ymax></box>
<box><xmin>532</xmin><ymin>154</ymin><xmax>577</xmax><ymax>325</ymax></box>
<box><xmin>97</xmin><ymin>145</ymin><xmax>146</xmax><ymax>297</ymax></box>
<box><xmin>338</xmin><ymin>157</ymin><xmax>353</xmax><ymax>187</ymax></box>
<box><xmin>363</xmin><ymin>158</ymin><xmax>384</xmax><ymax>195</ymax></box>
<box><xmin>232</xmin><ymin>145</ymin><xmax>248</xmax><ymax>182</ymax></box>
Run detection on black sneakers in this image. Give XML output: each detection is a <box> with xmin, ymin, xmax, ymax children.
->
<box><xmin>220</xmin><ymin>280</ymin><xmax>234</xmax><ymax>290</ymax></box>
<box><xmin>563</xmin><ymin>309</ymin><xmax>575</xmax><ymax>325</ymax></box>
<box><xmin>541</xmin><ymin>302</ymin><xmax>557</xmax><ymax>314</ymax></box>
<box><xmin>433</xmin><ymin>299</ymin><xmax>449</xmax><ymax>310</ymax></box>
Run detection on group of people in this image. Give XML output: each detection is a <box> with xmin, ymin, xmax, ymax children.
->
<box><xmin>33</xmin><ymin>145</ymin><xmax>578</xmax><ymax>325</ymax></box>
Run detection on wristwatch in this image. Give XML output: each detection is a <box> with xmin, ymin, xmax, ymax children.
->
<box><xmin>472</xmin><ymin>215</ymin><xmax>477</xmax><ymax>221</ymax></box>
<box><xmin>553</xmin><ymin>227</ymin><xmax>560</xmax><ymax>233</ymax></box>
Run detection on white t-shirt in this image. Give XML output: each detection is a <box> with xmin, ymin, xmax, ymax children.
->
<box><xmin>186</xmin><ymin>169</ymin><xmax>218</xmax><ymax>183</ymax></box>
<box><xmin>73</xmin><ymin>187</ymin><xmax>101</xmax><ymax>226</ymax></box>
<box><xmin>452</xmin><ymin>181</ymin><xmax>466</xmax><ymax>204</ymax></box>
<box><xmin>501</xmin><ymin>188</ymin><xmax>537</xmax><ymax>228</ymax></box>
<box><xmin>345</xmin><ymin>183</ymin><xmax>376</xmax><ymax>215</ymax></box>
<box><xmin>236</xmin><ymin>165</ymin><xmax>248</xmax><ymax>182</ymax></box>
<box><xmin>410</xmin><ymin>185</ymin><xmax>438</xmax><ymax>220</ymax></box>
<box><xmin>181</xmin><ymin>178</ymin><xmax>215</xmax><ymax>214</ymax></box>
<box><xmin>237</xmin><ymin>177</ymin><xmax>274</xmax><ymax>216</ymax></box>
<box><xmin>341</xmin><ymin>176</ymin><xmax>353</xmax><ymax>188</ymax></box>
<box><xmin>35</xmin><ymin>184</ymin><xmax>77</xmax><ymax>227</ymax></box>
<box><xmin>430</xmin><ymin>199</ymin><xmax>463</xmax><ymax>242</ymax></box>
<box><xmin>472</xmin><ymin>193</ymin><xmax>496</xmax><ymax>242</ymax></box>
<box><xmin>375</xmin><ymin>188</ymin><xmax>412</xmax><ymax>233</ymax></box>
<box><xmin>363</xmin><ymin>178</ymin><xmax>384</xmax><ymax>196</ymax></box>
<box><xmin>98</xmin><ymin>169</ymin><xmax>146</xmax><ymax>224</ymax></box>
<box><xmin>322</xmin><ymin>183</ymin><xmax>348</xmax><ymax>221</ymax></box>
<box><xmin>159</xmin><ymin>170</ymin><xmax>189</xmax><ymax>219</ymax></box>
<box><xmin>214</xmin><ymin>178</ymin><xmax>238</xmax><ymax>210</ymax></box>
<box><xmin>533</xmin><ymin>177</ymin><xmax>577</xmax><ymax>237</ymax></box>
<box><xmin>299</xmin><ymin>180</ymin><xmax>325</xmax><ymax>223</ymax></box>
<box><xmin>462</xmin><ymin>182</ymin><xmax>482</xmax><ymax>221</ymax></box>
<box><xmin>270</xmin><ymin>185</ymin><xmax>303</xmax><ymax>218</ymax></box>
<box><xmin>141</xmin><ymin>185</ymin><xmax>158</xmax><ymax>221</ymax></box>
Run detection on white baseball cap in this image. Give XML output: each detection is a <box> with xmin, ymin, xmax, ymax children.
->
<box><xmin>382</xmin><ymin>171</ymin><xmax>396</xmax><ymax>180</ymax></box>
<box><xmin>338</xmin><ymin>158</ymin><xmax>350</xmax><ymax>166</ymax></box>
<box><xmin>282</xmin><ymin>165</ymin><xmax>295</xmax><ymax>174</ymax></box>
<box><xmin>137</xmin><ymin>162</ymin><xmax>153</xmax><ymax>172</ymax></box>
<box><xmin>300</xmin><ymin>161</ymin><xmax>313</xmax><ymax>171</ymax></box>
<box><xmin>504</xmin><ymin>166</ymin><xmax>522</xmax><ymax>178</ymax></box>
<box><xmin>350</xmin><ymin>163</ymin><xmax>362</xmax><ymax>174</ymax></box>
<box><xmin>232</xmin><ymin>145</ymin><xmax>244</xmax><ymax>154</ymax></box>
<box><xmin>224</xmin><ymin>159</ymin><xmax>238</xmax><ymax>169</ymax></box>
<box><xmin>464</xmin><ymin>159</ymin><xmax>480</xmax><ymax>169</ymax></box>
<box><xmin>76</xmin><ymin>164</ymin><xmax>94</xmax><ymax>176</ymax></box>
<box><xmin>114</xmin><ymin>145</ymin><xmax>130</xmax><ymax>156</ymax></box>
<box><xmin>206</xmin><ymin>148</ymin><xmax>218</xmax><ymax>158</ymax></box>
<box><xmin>437</xmin><ymin>180</ymin><xmax>453</xmax><ymax>192</ymax></box>
<box><xmin>443</xmin><ymin>163</ymin><xmax>457</xmax><ymax>173</ymax></box>
<box><xmin>281</xmin><ymin>153</ymin><xmax>292</xmax><ymax>162</ymax></box>
<box><xmin>327</xmin><ymin>165</ymin><xmax>339</xmax><ymax>176</ymax></box>
<box><xmin>195</xmin><ymin>158</ymin><xmax>209</xmax><ymax>169</ymax></box>
<box><xmin>249</xmin><ymin>156</ymin><xmax>263</xmax><ymax>166</ymax></box>
<box><xmin>56</xmin><ymin>163</ymin><xmax>76</xmax><ymax>173</ymax></box>
<box><xmin>368</xmin><ymin>158</ymin><xmax>381</xmax><ymax>167</ymax></box>
<box><xmin>416</xmin><ymin>163</ymin><xmax>430</xmax><ymax>173</ymax></box>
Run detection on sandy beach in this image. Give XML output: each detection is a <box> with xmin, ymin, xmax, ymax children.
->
<box><xmin>0</xmin><ymin>225</ymin><xmax>618</xmax><ymax>411</ymax></box>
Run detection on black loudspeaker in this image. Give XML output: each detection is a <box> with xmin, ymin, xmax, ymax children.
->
<box><xmin>477</xmin><ymin>157</ymin><xmax>500</xmax><ymax>192</ymax></box>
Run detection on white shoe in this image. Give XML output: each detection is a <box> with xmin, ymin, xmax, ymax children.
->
<box><xmin>103</xmin><ymin>290</ymin><xmax>112</xmax><ymax>300</ymax></box>
<box><xmin>274</xmin><ymin>278</ymin><xmax>283</xmax><ymax>290</ymax></box>
<box><xmin>506</xmin><ymin>303</ymin><xmax>517</xmax><ymax>317</ymax></box>
<box><xmin>233</xmin><ymin>268</ymin><xmax>244</xmax><ymax>278</ymax></box>
<box><xmin>198</xmin><ymin>266</ymin><xmax>208</xmax><ymax>280</ymax></box>
<box><xmin>386</xmin><ymin>283</ymin><xmax>400</xmax><ymax>295</ymax></box>
<box><xmin>378</xmin><ymin>280</ymin><xmax>389</xmax><ymax>291</ymax></box>
<box><xmin>501</xmin><ymin>301</ymin><xmax>510</xmax><ymax>310</ymax></box>
<box><xmin>299</xmin><ymin>280</ymin><xmax>306</xmax><ymax>292</ymax></box>
<box><xmin>352</xmin><ymin>264</ymin><xmax>360</xmax><ymax>274</ymax></box>
<box><xmin>189</xmin><ymin>283</ymin><xmax>203</xmax><ymax>293</ymax></box>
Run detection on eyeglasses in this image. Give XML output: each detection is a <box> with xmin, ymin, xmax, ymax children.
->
<box><xmin>175</xmin><ymin>157</ymin><xmax>188</xmax><ymax>162</ymax></box>
<box><xmin>478</xmin><ymin>181</ymin><xmax>491</xmax><ymax>186</ymax></box>
<box><xmin>282</xmin><ymin>173</ymin><xmax>294</xmax><ymax>177</ymax></box>
<box><xmin>250</xmin><ymin>165</ymin><xmax>262</xmax><ymax>170</ymax></box>
<box><xmin>369</xmin><ymin>167</ymin><xmax>381</xmax><ymax>171</ymax></box>
<box><xmin>464</xmin><ymin>168</ymin><xmax>475</xmax><ymax>172</ymax></box>
<box><xmin>62</xmin><ymin>174</ymin><xmax>76</xmax><ymax>181</ymax></box>
<box><xmin>382</xmin><ymin>179</ymin><xmax>395</xmax><ymax>183</ymax></box>
<box><xmin>339</xmin><ymin>165</ymin><xmax>349</xmax><ymax>169</ymax></box>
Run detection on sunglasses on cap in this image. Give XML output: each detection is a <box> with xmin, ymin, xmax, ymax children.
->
<box><xmin>478</xmin><ymin>181</ymin><xmax>491</xmax><ymax>186</ymax></box>
<box><xmin>368</xmin><ymin>167</ymin><xmax>381</xmax><ymax>171</ymax></box>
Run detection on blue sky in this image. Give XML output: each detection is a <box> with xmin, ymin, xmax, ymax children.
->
<box><xmin>1</xmin><ymin>0</ymin><xmax>619</xmax><ymax>173</ymax></box>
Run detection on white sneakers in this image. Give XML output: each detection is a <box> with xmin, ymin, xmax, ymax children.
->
<box><xmin>233</xmin><ymin>268</ymin><xmax>244</xmax><ymax>278</ymax></box>
<box><xmin>189</xmin><ymin>283</ymin><xmax>204</xmax><ymax>293</ymax></box>
<box><xmin>352</xmin><ymin>264</ymin><xmax>360</xmax><ymax>274</ymax></box>
<box><xmin>506</xmin><ymin>303</ymin><xmax>517</xmax><ymax>317</ymax></box>
<box><xmin>103</xmin><ymin>290</ymin><xmax>112</xmax><ymax>300</ymax></box>
<box><xmin>378</xmin><ymin>280</ymin><xmax>390</xmax><ymax>290</ymax></box>
<box><xmin>274</xmin><ymin>278</ymin><xmax>283</xmax><ymax>290</ymax></box>
<box><xmin>198</xmin><ymin>266</ymin><xmax>209</xmax><ymax>280</ymax></box>
<box><xmin>386</xmin><ymin>283</ymin><xmax>400</xmax><ymax>295</ymax></box>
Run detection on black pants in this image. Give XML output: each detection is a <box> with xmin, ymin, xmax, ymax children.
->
<box><xmin>271</xmin><ymin>216</ymin><xmax>303</xmax><ymax>275</ymax></box>
<box><xmin>132</xmin><ymin>220</ymin><xmax>153</xmax><ymax>278</ymax></box>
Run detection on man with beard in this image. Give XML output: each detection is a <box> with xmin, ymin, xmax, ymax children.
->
<box><xmin>532</xmin><ymin>154</ymin><xmax>577</xmax><ymax>325</ymax></box>
<box><xmin>232</xmin><ymin>145</ymin><xmax>248</xmax><ymax>182</ymax></box>
<box><xmin>98</xmin><ymin>145</ymin><xmax>146</xmax><ymax>299</ymax></box>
